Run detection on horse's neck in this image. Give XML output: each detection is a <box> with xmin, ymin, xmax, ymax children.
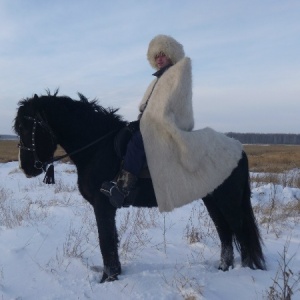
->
<box><xmin>46</xmin><ymin>108</ymin><xmax>116</xmax><ymax>162</ymax></box>
<box><xmin>54</xmin><ymin>123</ymin><xmax>101</xmax><ymax>154</ymax></box>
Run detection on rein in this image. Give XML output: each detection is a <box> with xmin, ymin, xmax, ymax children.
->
<box><xmin>45</xmin><ymin>128</ymin><xmax>119</xmax><ymax>165</ymax></box>
<box><xmin>19</xmin><ymin>115</ymin><xmax>119</xmax><ymax>184</ymax></box>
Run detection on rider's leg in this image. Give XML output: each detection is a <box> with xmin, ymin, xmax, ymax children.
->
<box><xmin>100</xmin><ymin>130</ymin><xmax>146</xmax><ymax>208</ymax></box>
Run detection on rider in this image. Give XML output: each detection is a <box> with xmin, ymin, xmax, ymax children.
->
<box><xmin>101</xmin><ymin>34</ymin><xmax>189</xmax><ymax>209</ymax></box>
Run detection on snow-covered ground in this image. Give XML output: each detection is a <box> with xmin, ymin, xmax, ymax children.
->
<box><xmin>0</xmin><ymin>162</ymin><xmax>299</xmax><ymax>299</ymax></box>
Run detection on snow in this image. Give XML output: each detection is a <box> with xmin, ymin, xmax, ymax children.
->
<box><xmin>0</xmin><ymin>162</ymin><xmax>300</xmax><ymax>299</ymax></box>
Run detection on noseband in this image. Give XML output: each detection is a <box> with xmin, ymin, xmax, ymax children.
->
<box><xmin>18</xmin><ymin>115</ymin><xmax>56</xmax><ymax>171</ymax></box>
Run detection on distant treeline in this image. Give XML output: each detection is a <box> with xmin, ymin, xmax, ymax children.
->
<box><xmin>0</xmin><ymin>135</ymin><xmax>18</xmax><ymax>140</ymax></box>
<box><xmin>226</xmin><ymin>133</ymin><xmax>300</xmax><ymax>145</ymax></box>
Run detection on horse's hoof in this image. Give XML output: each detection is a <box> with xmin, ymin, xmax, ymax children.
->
<box><xmin>100</xmin><ymin>265</ymin><xmax>121</xmax><ymax>283</ymax></box>
<box><xmin>100</xmin><ymin>272</ymin><xmax>119</xmax><ymax>283</ymax></box>
<box><xmin>218</xmin><ymin>264</ymin><xmax>229</xmax><ymax>271</ymax></box>
<box><xmin>218</xmin><ymin>261</ymin><xmax>233</xmax><ymax>271</ymax></box>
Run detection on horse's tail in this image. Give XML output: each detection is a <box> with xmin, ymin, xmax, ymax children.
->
<box><xmin>235</xmin><ymin>155</ymin><xmax>266</xmax><ymax>270</ymax></box>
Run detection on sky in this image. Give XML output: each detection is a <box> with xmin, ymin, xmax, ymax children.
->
<box><xmin>1</xmin><ymin>0</ymin><xmax>300</xmax><ymax>135</ymax></box>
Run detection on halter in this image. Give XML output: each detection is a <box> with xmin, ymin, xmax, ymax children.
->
<box><xmin>18</xmin><ymin>115</ymin><xmax>56</xmax><ymax>171</ymax></box>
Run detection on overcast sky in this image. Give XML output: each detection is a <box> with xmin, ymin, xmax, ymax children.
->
<box><xmin>1</xmin><ymin>0</ymin><xmax>300</xmax><ymax>135</ymax></box>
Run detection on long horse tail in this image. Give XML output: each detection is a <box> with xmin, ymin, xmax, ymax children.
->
<box><xmin>235</xmin><ymin>155</ymin><xmax>266</xmax><ymax>270</ymax></box>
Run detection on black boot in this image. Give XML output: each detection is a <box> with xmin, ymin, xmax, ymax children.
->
<box><xmin>100</xmin><ymin>169</ymin><xmax>137</xmax><ymax>208</ymax></box>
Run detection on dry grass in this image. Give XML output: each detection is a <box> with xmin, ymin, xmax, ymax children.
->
<box><xmin>0</xmin><ymin>140</ymin><xmax>19</xmax><ymax>163</ymax></box>
<box><xmin>0</xmin><ymin>140</ymin><xmax>68</xmax><ymax>163</ymax></box>
<box><xmin>244</xmin><ymin>145</ymin><xmax>300</xmax><ymax>173</ymax></box>
<box><xmin>264</xmin><ymin>239</ymin><xmax>300</xmax><ymax>299</ymax></box>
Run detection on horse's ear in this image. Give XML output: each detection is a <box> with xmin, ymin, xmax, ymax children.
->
<box><xmin>34</xmin><ymin>94</ymin><xmax>39</xmax><ymax>100</ymax></box>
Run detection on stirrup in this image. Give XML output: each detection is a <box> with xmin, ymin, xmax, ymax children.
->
<box><xmin>100</xmin><ymin>181</ymin><xmax>128</xmax><ymax>209</ymax></box>
<box><xmin>109</xmin><ymin>186</ymin><xmax>129</xmax><ymax>209</ymax></box>
<box><xmin>100</xmin><ymin>181</ymin><xmax>116</xmax><ymax>197</ymax></box>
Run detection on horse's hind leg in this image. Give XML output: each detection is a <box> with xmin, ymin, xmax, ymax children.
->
<box><xmin>202</xmin><ymin>195</ymin><xmax>234</xmax><ymax>271</ymax></box>
<box><xmin>206</xmin><ymin>152</ymin><xmax>265</xmax><ymax>270</ymax></box>
<box><xmin>93</xmin><ymin>196</ymin><xmax>121</xmax><ymax>283</ymax></box>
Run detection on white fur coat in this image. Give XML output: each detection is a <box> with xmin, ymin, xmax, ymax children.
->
<box><xmin>139</xmin><ymin>57</ymin><xmax>243</xmax><ymax>212</ymax></box>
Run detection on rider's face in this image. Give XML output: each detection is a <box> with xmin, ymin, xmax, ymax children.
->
<box><xmin>155</xmin><ymin>53</ymin><xmax>171</xmax><ymax>69</ymax></box>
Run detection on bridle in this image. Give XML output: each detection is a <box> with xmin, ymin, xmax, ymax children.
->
<box><xmin>18</xmin><ymin>114</ymin><xmax>119</xmax><ymax>172</ymax></box>
<box><xmin>18</xmin><ymin>115</ymin><xmax>57</xmax><ymax>171</ymax></box>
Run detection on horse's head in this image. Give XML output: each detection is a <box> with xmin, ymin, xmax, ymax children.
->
<box><xmin>14</xmin><ymin>94</ymin><xmax>58</xmax><ymax>177</ymax></box>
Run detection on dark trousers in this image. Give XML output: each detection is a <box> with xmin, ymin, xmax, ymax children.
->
<box><xmin>123</xmin><ymin>130</ymin><xmax>146</xmax><ymax>176</ymax></box>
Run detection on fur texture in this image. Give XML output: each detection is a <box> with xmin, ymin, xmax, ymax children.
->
<box><xmin>147</xmin><ymin>34</ymin><xmax>185</xmax><ymax>70</ymax></box>
<box><xmin>140</xmin><ymin>57</ymin><xmax>243</xmax><ymax>212</ymax></box>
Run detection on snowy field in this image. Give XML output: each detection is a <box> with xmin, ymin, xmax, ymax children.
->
<box><xmin>0</xmin><ymin>162</ymin><xmax>300</xmax><ymax>299</ymax></box>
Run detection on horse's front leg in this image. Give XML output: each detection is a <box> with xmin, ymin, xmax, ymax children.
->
<box><xmin>93</xmin><ymin>195</ymin><xmax>121</xmax><ymax>283</ymax></box>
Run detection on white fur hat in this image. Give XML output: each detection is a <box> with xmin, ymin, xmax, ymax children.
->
<box><xmin>147</xmin><ymin>35</ymin><xmax>185</xmax><ymax>69</ymax></box>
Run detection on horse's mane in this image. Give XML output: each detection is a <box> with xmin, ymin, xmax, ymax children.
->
<box><xmin>14</xmin><ymin>90</ymin><xmax>127</xmax><ymax>135</ymax></box>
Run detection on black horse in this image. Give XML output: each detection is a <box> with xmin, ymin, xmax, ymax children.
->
<box><xmin>14</xmin><ymin>92</ymin><xmax>266</xmax><ymax>282</ymax></box>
